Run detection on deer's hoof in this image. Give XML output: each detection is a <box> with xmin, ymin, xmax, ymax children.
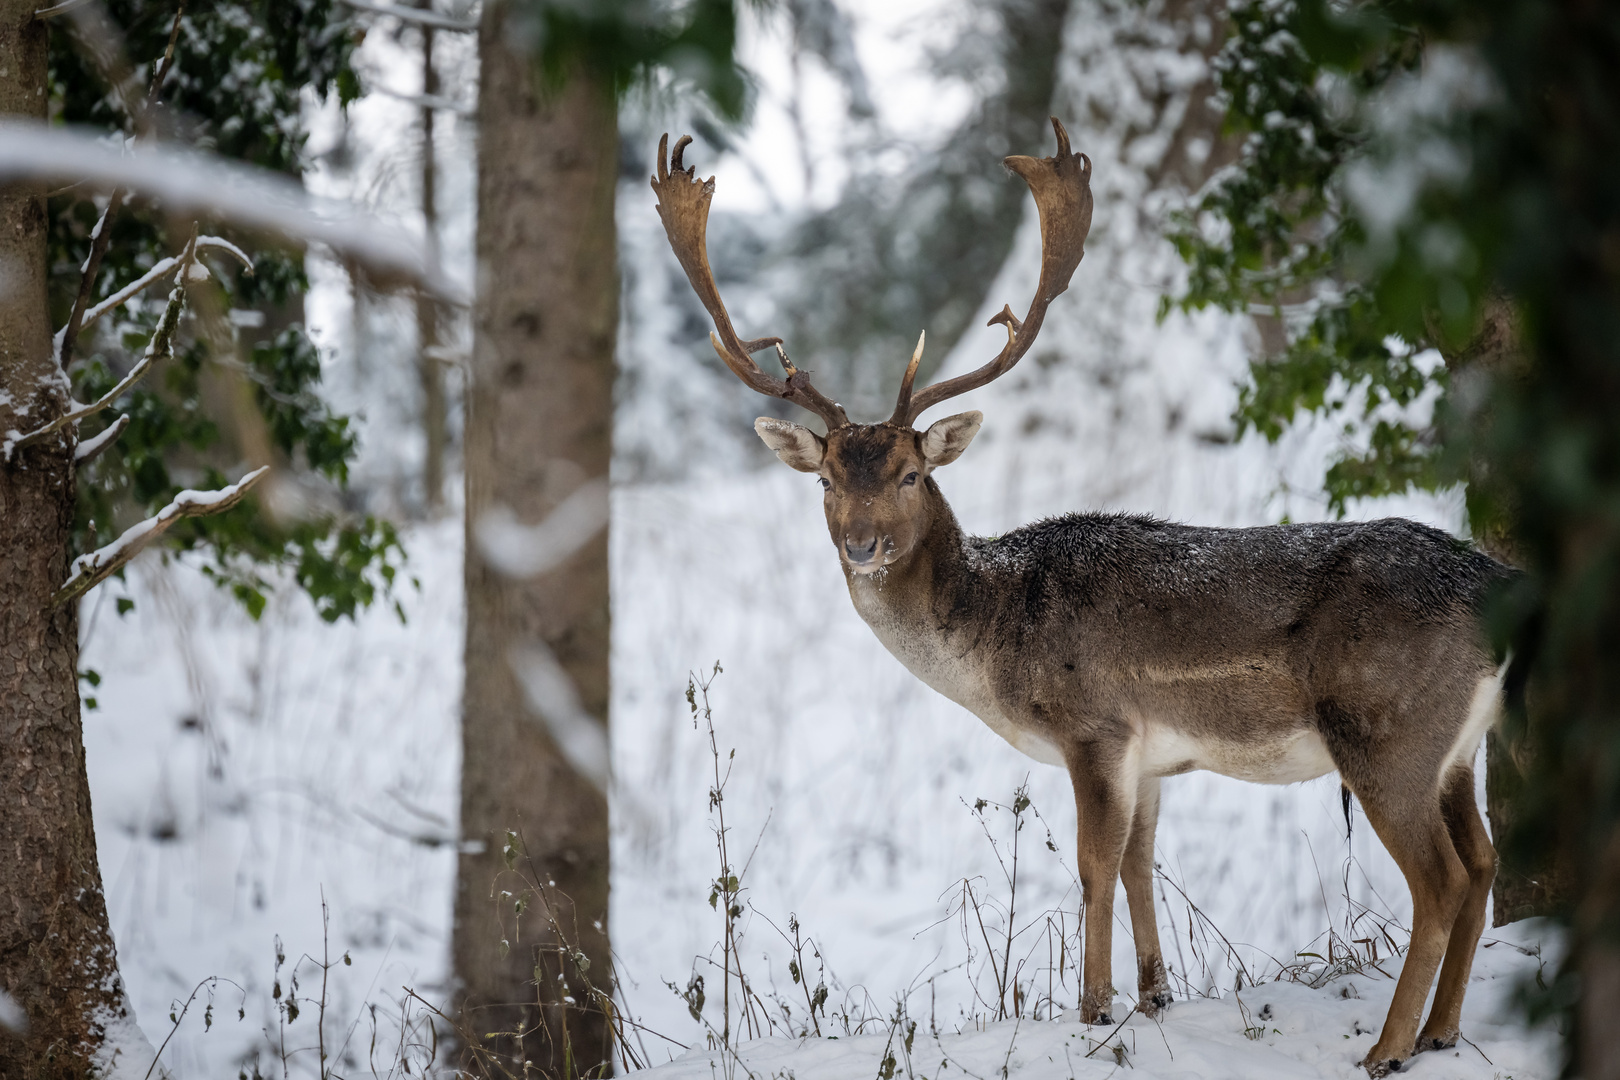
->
<box><xmin>1413</xmin><ymin>1031</ymin><xmax>1459</xmax><ymax>1054</ymax></box>
<box><xmin>1359</xmin><ymin>1054</ymin><xmax>1403</xmax><ymax>1078</ymax></box>
<box><xmin>1138</xmin><ymin>989</ymin><xmax>1172</xmax><ymax>1019</ymax></box>
<box><xmin>1079</xmin><ymin>989</ymin><xmax>1116</xmax><ymax>1025</ymax></box>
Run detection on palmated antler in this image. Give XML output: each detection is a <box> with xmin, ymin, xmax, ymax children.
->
<box><xmin>890</xmin><ymin>117</ymin><xmax>1093</xmax><ymax>426</ymax></box>
<box><xmin>651</xmin><ymin>134</ymin><xmax>850</xmax><ymax>431</ymax></box>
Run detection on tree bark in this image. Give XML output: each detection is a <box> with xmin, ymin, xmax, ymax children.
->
<box><xmin>1433</xmin><ymin>294</ymin><xmax>1573</xmax><ymax>927</ymax></box>
<box><xmin>0</xmin><ymin>2</ymin><xmax>144</xmax><ymax>1074</ymax></box>
<box><xmin>454</xmin><ymin>3</ymin><xmax>616</xmax><ymax>1074</ymax></box>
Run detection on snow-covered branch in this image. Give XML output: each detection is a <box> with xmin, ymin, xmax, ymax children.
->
<box><xmin>74</xmin><ymin>413</ymin><xmax>129</xmax><ymax>464</ymax></box>
<box><xmin>76</xmin><ymin>235</ymin><xmax>249</xmax><ymax>333</ymax></box>
<box><xmin>5</xmin><ymin>235</ymin><xmax>196</xmax><ymax>460</ymax></box>
<box><xmin>339</xmin><ymin>0</ymin><xmax>477</xmax><ymax>32</ymax></box>
<box><xmin>0</xmin><ymin>120</ymin><xmax>467</xmax><ymax>301</ymax></box>
<box><xmin>372</xmin><ymin>83</ymin><xmax>475</xmax><ymax>117</ymax></box>
<box><xmin>50</xmin><ymin>466</ymin><xmax>270</xmax><ymax>608</ymax></box>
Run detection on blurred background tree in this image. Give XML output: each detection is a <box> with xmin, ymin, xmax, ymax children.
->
<box><xmin>455</xmin><ymin>0</ymin><xmax>748</xmax><ymax>1073</ymax></box>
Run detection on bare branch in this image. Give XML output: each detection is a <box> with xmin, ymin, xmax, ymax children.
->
<box><xmin>74</xmin><ymin>413</ymin><xmax>129</xmax><ymax>465</ymax></box>
<box><xmin>59</xmin><ymin>190</ymin><xmax>125</xmax><ymax>372</ymax></box>
<box><xmin>50</xmin><ymin>466</ymin><xmax>270</xmax><ymax>608</ymax></box>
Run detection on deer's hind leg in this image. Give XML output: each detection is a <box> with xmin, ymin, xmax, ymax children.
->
<box><xmin>1416</xmin><ymin>764</ymin><xmax>1496</xmax><ymax>1053</ymax></box>
<box><xmin>1351</xmin><ymin>788</ymin><xmax>1470</xmax><ymax>1077</ymax></box>
<box><xmin>1121</xmin><ymin>775</ymin><xmax>1170</xmax><ymax>1017</ymax></box>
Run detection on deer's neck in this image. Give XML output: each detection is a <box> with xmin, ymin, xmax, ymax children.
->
<box><xmin>847</xmin><ymin>485</ymin><xmax>1000</xmax><ymax>687</ymax></box>
<box><xmin>844</xmin><ymin>488</ymin><xmax>1064</xmax><ymax>763</ymax></box>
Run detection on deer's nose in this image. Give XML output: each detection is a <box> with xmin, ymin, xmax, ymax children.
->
<box><xmin>844</xmin><ymin>535</ymin><xmax>880</xmax><ymax>564</ymax></box>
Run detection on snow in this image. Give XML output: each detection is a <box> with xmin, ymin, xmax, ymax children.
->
<box><xmin>89</xmin><ymin>982</ymin><xmax>158</xmax><ymax>1079</ymax></box>
<box><xmin>80</xmin><ymin>518</ymin><xmax>464</xmax><ymax>1077</ymax></box>
<box><xmin>0</xmin><ymin>989</ymin><xmax>24</xmax><ymax>1034</ymax></box>
<box><xmin>643</xmin><ymin>919</ymin><xmax>1561</xmax><ymax>1078</ymax></box>
<box><xmin>474</xmin><ymin>478</ymin><xmax>611</xmax><ymax>579</ymax></box>
<box><xmin>340</xmin><ymin>0</ymin><xmax>478</xmax><ymax>33</ymax></box>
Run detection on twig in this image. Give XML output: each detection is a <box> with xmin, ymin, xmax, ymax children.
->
<box><xmin>1460</xmin><ymin>1032</ymin><xmax>1494</xmax><ymax>1065</ymax></box>
<box><xmin>142</xmin><ymin>975</ymin><xmax>246</xmax><ymax>1080</ymax></box>
<box><xmin>34</xmin><ymin>0</ymin><xmax>94</xmax><ymax>18</ymax></box>
<box><xmin>1081</xmin><ymin>1003</ymin><xmax>1139</xmax><ymax>1059</ymax></box>
<box><xmin>58</xmin><ymin>189</ymin><xmax>126</xmax><ymax>372</ymax></box>
<box><xmin>56</xmin><ymin>1</ymin><xmax>188</xmax><ymax>373</ymax></box>
<box><xmin>8</xmin><ymin>230</ymin><xmax>198</xmax><ymax>458</ymax></box>
<box><xmin>49</xmin><ymin>465</ymin><xmax>269</xmax><ymax>608</ymax></box>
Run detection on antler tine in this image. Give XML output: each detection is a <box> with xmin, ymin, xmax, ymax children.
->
<box><xmin>650</xmin><ymin>133</ymin><xmax>850</xmax><ymax>431</ymax></box>
<box><xmin>900</xmin><ymin>117</ymin><xmax>1093</xmax><ymax>426</ymax></box>
<box><xmin>887</xmin><ymin>331</ymin><xmax>926</xmax><ymax>424</ymax></box>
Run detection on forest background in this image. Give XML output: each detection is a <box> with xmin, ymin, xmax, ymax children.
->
<box><xmin>2</xmin><ymin>0</ymin><xmax>1615</xmax><ymax>1075</ymax></box>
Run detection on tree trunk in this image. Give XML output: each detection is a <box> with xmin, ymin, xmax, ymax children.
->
<box><xmin>1433</xmin><ymin>294</ymin><xmax>1573</xmax><ymax>927</ymax></box>
<box><xmin>453</xmin><ymin>3</ymin><xmax>616</xmax><ymax>1074</ymax></box>
<box><xmin>0</xmin><ymin>3</ymin><xmax>145</xmax><ymax>1074</ymax></box>
<box><xmin>416</xmin><ymin>8</ymin><xmax>446</xmax><ymax>514</ymax></box>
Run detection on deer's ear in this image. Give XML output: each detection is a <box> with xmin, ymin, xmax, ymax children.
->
<box><xmin>920</xmin><ymin>411</ymin><xmax>982</xmax><ymax>468</ymax></box>
<box><xmin>754</xmin><ymin>418</ymin><xmax>826</xmax><ymax>472</ymax></box>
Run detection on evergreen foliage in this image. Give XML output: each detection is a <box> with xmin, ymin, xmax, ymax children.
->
<box><xmin>47</xmin><ymin>0</ymin><xmax>405</xmax><ymax>621</ymax></box>
<box><xmin>1171</xmin><ymin>0</ymin><xmax>1620</xmax><ymax>1063</ymax></box>
<box><xmin>511</xmin><ymin>0</ymin><xmax>752</xmax><ymax>119</ymax></box>
<box><xmin>1164</xmin><ymin>0</ymin><xmax>1448</xmax><ymax>516</ymax></box>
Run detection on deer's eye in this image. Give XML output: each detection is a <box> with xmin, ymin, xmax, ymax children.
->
<box><xmin>819</xmin><ymin>478</ymin><xmax>832</xmax><ymax>491</ymax></box>
<box><xmin>902</xmin><ymin>472</ymin><xmax>919</xmax><ymax>486</ymax></box>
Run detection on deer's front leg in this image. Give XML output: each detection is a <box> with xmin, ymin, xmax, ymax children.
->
<box><xmin>1067</xmin><ymin>743</ymin><xmax>1136</xmax><ymax>1025</ymax></box>
<box><xmin>1121</xmin><ymin>775</ymin><xmax>1169</xmax><ymax>1018</ymax></box>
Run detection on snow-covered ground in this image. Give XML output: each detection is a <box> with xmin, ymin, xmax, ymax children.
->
<box><xmin>73</xmin><ymin>0</ymin><xmax>1563</xmax><ymax>1076</ymax></box>
<box><xmin>644</xmin><ymin>918</ymin><xmax>1561</xmax><ymax>1080</ymax></box>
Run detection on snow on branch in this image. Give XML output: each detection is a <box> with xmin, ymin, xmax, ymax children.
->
<box><xmin>76</xmin><ymin>235</ymin><xmax>249</xmax><ymax>333</ymax></box>
<box><xmin>74</xmin><ymin>413</ymin><xmax>129</xmax><ymax>464</ymax></box>
<box><xmin>372</xmin><ymin>83</ymin><xmax>476</xmax><ymax>117</ymax></box>
<box><xmin>339</xmin><ymin>0</ymin><xmax>477</xmax><ymax>32</ymax></box>
<box><xmin>0</xmin><ymin>120</ymin><xmax>467</xmax><ymax>301</ymax></box>
<box><xmin>50</xmin><ymin>465</ymin><xmax>270</xmax><ymax>609</ymax></box>
<box><xmin>5</xmin><ymin>234</ymin><xmax>197</xmax><ymax>460</ymax></box>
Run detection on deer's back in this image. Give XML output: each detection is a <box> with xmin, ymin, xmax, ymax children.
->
<box><xmin>960</xmin><ymin>514</ymin><xmax>1511</xmax><ymax>772</ymax></box>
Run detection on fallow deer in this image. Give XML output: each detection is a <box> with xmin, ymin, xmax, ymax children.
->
<box><xmin>651</xmin><ymin>119</ymin><xmax>1509</xmax><ymax>1078</ymax></box>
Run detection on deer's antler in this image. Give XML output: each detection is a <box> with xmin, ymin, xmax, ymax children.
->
<box><xmin>651</xmin><ymin>134</ymin><xmax>850</xmax><ymax>431</ymax></box>
<box><xmin>891</xmin><ymin>117</ymin><xmax>1093</xmax><ymax>426</ymax></box>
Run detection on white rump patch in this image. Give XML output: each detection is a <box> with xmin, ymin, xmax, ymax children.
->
<box><xmin>1442</xmin><ymin>667</ymin><xmax>1505</xmax><ymax>782</ymax></box>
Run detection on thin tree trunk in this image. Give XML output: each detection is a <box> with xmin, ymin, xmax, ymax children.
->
<box><xmin>454</xmin><ymin>2</ymin><xmax>616</xmax><ymax>1073</ymax></box>
<box><xmin>417</xmin><ymin>6</ymin><xmax>446</xmax><ymax>514</ymax></box>
<box><xmin>0</xmin><ymin>3</ymin><xmax>144</xmax><ymax>1073</ymax></box>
